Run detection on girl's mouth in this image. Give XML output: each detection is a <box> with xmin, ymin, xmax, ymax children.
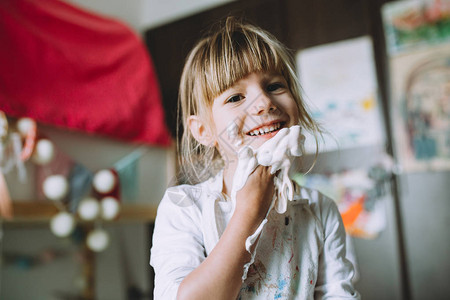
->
<box><xmin>246</xmin><ymin>122</ymin><xmax>285</xmax><ymax>137</ymax></box>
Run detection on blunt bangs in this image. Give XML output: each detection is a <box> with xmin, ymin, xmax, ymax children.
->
<box><xmin>198</xmin><ymin>22</ymin><xmax>288</xmax><ymax>103</ymax></box>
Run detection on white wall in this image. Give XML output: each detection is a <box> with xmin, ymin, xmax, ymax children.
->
<box><xmin>68</xmin><ymin>0</ymin><xmax>234</xmax><ymax>32</ymax></box>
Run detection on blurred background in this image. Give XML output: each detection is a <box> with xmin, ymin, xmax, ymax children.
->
<box><xmin>0</xmin><ymin>0</ymin><xmax>449</xmax><ymax>299</ymax></box>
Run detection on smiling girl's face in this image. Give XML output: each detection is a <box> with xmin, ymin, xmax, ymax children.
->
<box><xmin>209</xmin><ymin>72</ymin><xmax>300</xmax><ymax>163</ymax></box>
<box><xmin>180</xmin><ymin>20</ymin><xmax>319</xmax><ymax>184</ymax></box>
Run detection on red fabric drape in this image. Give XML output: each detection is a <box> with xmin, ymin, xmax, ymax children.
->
<box><xmin>0</xmin><ymin>0</ymin><xmax>171</xmax><ymax>146</ymax></box>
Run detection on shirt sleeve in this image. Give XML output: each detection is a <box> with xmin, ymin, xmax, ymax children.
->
<box><xmin>314</xmin><ymin>197</ymin><xmax>361</xmax><ymax>299</ymax></box>
<box><xmin>150</xmin><ymin>187</ymin><xmax>205</xmax><ymax>300</ymax></box>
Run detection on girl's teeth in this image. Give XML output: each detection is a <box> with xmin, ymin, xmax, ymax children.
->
<box><xmin>249</xmin><ymin>123</ymin><xmax>281</xmax><ymax>136</ymax></box>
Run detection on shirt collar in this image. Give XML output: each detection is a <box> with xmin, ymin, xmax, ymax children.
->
<box><xmin>203</xmin><ymin>169</ymin><xmax>224</xmax><ymax>194</ymax></box>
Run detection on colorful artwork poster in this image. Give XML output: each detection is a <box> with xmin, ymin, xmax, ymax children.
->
<box><xmin>383</xmin><ymin>0</ymin><xmax>450</xmax><ymax>172</ymax></box>
<box><xmin>296</xmin><ymin>37</ymin><xmax>385</xmax><ymax>154</ymax></box>
<box><xmin>382</xmin><ymin>0</ymin><xmax>450</xmax><ymax>55</ymax></box>
<box><xmin>387</xmin><ymin>43</ymin><xmax>450</xmax><ymax>172</ymax></box>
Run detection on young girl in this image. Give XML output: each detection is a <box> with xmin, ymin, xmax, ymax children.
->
<box><xmin>150</xmin><ymin>17</ymin><xmax>360</xmax><ymax>300</ymax></box>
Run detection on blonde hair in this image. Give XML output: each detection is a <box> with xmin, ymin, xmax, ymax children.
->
<box><xmin>177</xmin><ymin>17</ymin><xmax>319</xmax><ymax>184</ymax></box>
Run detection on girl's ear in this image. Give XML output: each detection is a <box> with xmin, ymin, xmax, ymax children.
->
<box><xmin>188</xmin><ymin>116</ymin><xmax>216</xmax><ymax>147</ymax></box>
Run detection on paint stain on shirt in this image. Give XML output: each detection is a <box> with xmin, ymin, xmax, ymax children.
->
<box><xmin>274</xmin><ymin>278</ymin><xmax>287</xmax><ymax>299</ymax></box>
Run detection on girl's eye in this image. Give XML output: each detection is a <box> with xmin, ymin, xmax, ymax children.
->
<box><xmin>226</xmin><ymin>94</ymin><xmax>244</xmax><ymax>103</ymax></box>
<box><xmin>267</xmin><ymin>83</ymin><xmax>284</xmax><ymax>92</ymax></box>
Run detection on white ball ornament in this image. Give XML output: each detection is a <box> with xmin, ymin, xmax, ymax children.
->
<box><xmin>93</xmin><ymin>169</ymin><xmax>116</xmax><ymax>194</ymax></box>
<box><xmin>43</xmin><ymin>175</ymin><xmax>69</xmax><ymax>201</ymax></box>
<box><xmin>77</xmin><ymin>197</ymin><xmax>100</xmax><ymax>221</ymax></box>
<box><xmin>17</xmin><ymin>117</ymin><xmax>35</xmax><ymax>137</ymax></box>
<box><xmin>32</xmin><ymin>139</ymin><xmax>55</xmax><ymax>165</ymax></box>
<box><xmin>101</xmin><ymin>197</ymin><xmax>120</xmax><ymax>220</ymax></box>
<box><xmin>86</xmin><ymin>229</ymin><xmax>109</xmax><ymax>252</ymax></box>
<box><xmin>50</xmin><ymin>212</ymin><xmax>75</xmax><ymax>237</ymax></box>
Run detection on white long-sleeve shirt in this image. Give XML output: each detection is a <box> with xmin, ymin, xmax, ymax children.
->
<box><xmin>150</xmin><ymin>170</ymin><xmax>360</xmax><ymax>299</ymax></box>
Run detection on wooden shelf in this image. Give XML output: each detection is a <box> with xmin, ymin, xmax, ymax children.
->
<box><xmin>3</xmin><ymin>201</ymin><xmax>158</xmax><ymax>300</ymax></box>
<box><xmin>5</xmin><ymin>201</ymin><xmax>157</xmax><ymax>223</ymax></box>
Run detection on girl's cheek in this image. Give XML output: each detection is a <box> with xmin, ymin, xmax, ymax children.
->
<box><xmin>226</xmin><ymin>121</ymin><xmax>245</xmax><ymax>148</ymax></box>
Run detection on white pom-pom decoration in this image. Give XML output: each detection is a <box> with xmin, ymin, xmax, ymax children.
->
<box><xmin>101</xmin><ymin>197</ymin><xmax>120</xmax><ymax>220</ymax></box>
<box><xmin>43</xmin><ymin>175</ymin><xmax>69</xmax><ymax>201</ymax></box>
<box><xmin>50</xmin><ymin>212</ymin><xmax>75</xmax><ymax>237</ymax></box>
<box><xmin>86</xmin><ymin>229</ymin><xmax>109</xmax><ymax>252</ymax></box>
<box><xmin>93</xmin><ymin>169</ymin><xmax>116</xmax><ymax>194</ymax></box>
<box><xmin>77</xmin><ymin>197</ymin><xmax>100</xmax><ymax>221</ymax></box>
<box><xmin>17</xmin><ymin>118</ymin><xmax>35</xmax><ymax>137</ymax></box>
<box><xmin>32</xmin><ymin>139</ymin><xmax>55</xmax><ymax>165</ymax></box>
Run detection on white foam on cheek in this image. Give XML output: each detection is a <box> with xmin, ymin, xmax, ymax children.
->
<box><xmin>227</xmin><ymin>121</ymin><xmax>243</xmax><ymax>147</ymax></box>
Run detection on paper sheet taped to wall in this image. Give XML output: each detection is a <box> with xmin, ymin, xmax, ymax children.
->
<box><xmin>296</xmin><ymin>37</ymin><xmax>385</xmax><ymax>153</ymax></box>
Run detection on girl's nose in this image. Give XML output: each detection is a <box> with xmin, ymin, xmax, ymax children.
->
<box><xmin>252</xmin><ymin>93</ymin><xmax>277</xmax><ymax>116</ymax></box>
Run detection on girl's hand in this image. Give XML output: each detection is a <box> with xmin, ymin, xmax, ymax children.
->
<box><xmin>234</xmin><ymin>165</ymin><xmax>275</xmax><ymax>223</ymax></box>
